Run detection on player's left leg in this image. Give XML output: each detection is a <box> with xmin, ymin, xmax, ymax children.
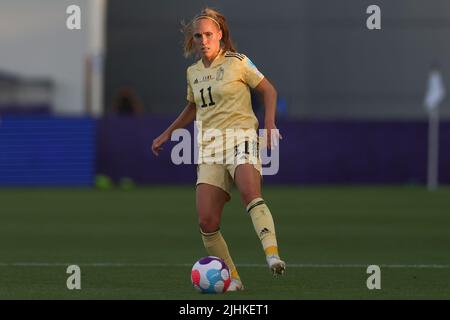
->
<box><xmin>233</xmin><ymin>164</ymin><xmax>286</xmax><ymax>276</ymax></box>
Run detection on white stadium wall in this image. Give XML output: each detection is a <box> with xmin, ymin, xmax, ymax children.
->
<box><xmin>0</xmin><ymin>0</ymin><xmax>105</xmax><ymax>116</ymax></box>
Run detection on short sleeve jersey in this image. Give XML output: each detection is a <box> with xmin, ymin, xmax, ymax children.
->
<box><xmin>186</xmin><ymin>51</ymin><xmax>264</xmax><ymax>134</ymax></box>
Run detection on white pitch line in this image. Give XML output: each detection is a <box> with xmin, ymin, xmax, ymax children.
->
<box><xmin>0</xmin><ymin>263</ymin><xmax>449</xmax><ymax>269</ymax></box>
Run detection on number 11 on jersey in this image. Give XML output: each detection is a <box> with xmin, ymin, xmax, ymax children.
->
<box><xmin>200</xmin><ymin>86</ymin><xmax>216</xmax><ymax>108</ymax></box>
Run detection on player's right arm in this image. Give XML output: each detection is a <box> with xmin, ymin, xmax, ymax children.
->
<box><xmin>151</xmin><ymin>102</ymin><xmax>196</xmax><ymax>156</ymax></box>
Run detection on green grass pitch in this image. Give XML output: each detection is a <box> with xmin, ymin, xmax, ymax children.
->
<box><xmin>0</xmin><ymin>185</ymin><xmax>449</xmax><ymax>299</ymax></box>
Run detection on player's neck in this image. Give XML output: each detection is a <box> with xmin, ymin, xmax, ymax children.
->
<box><xmin>202</xmin><ymin>49</ymin><xmax>222</xmax><ymax>68</ymax></box>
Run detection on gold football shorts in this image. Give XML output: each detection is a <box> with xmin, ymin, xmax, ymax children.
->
<box><xmin>196</xmin><ymin>139</ymin><xmax>262</xmax><ymax>196</ymax></box>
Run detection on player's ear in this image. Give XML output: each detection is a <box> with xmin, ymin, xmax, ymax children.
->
<box><xmin>217</xmin><ymin>30</ymin><xmax>223</xmax><ymax>41</ymax></box>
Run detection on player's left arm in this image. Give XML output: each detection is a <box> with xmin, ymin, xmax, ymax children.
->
<box><xmin>253</xmin><ymin>78</ymin><xmax>282</xmax><ymax>149</ymax></box>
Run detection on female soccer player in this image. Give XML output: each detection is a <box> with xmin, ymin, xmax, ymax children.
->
<box><xmin>151</xmin><ymin>8</ymin><xmax>285</xmax><ymax>291</ymax></box>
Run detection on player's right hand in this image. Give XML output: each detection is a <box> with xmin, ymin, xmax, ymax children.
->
<box><xmin>151</xmin><ymin>132</ymin><xmax>170</xmax><ymax>156</ymax></box>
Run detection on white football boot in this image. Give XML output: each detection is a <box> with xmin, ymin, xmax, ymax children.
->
<box><xmin>267</xmin><ymin>256</ymin><xmax>286</xmax><ymax>276</ymax></box>
<box><xmin>227</xmin><ymin>278</ymin><xmax>244</xmax><ymax>292</ymax></box>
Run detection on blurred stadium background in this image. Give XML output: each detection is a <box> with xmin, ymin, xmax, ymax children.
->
<box><xmin>0</xmin><ymin>0</ymin><xmax>449</xmax><ymax>299</ymax></box>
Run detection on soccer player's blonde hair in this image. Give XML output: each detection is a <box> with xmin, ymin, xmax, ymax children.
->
<box><xmin>181</xmin><ymin>7</ymin><xmax>237</xmax><ymax>58</ymax></box>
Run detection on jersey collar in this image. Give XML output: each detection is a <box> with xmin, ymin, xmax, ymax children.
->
<box><xmin>200</xmin><ymin>49</ymin><xmax>225</xmax><ymax>69</ymax></box>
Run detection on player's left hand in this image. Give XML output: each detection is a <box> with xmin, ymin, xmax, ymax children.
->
<box><xmin>152</xmin><ymin>132</ymin><xmax>170</xmax><ymax>156</ymax></box>
<box><xmin>264</xmin><ymin>122</ymin><xmax>282</xmax><ymax>150</ymax></box>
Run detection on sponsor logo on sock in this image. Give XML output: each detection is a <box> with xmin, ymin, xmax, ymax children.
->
<box><xmin>259</xmin><ymin>227</ymin><xmax>270</xmax><ymax>237</ymax></box>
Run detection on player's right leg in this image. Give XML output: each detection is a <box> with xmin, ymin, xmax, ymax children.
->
<box><xmin>232</xmin><ymin>163</ymin><xmax>286</xmax><ymax>277</ymax></box>
<box><xmin>196</xmin><ymin>165</ymin><xmax>243</xmax><ymax>291</ymax></box>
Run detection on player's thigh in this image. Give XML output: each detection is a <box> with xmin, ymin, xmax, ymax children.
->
<box><xmin>233</xmin><ymin>164</ymin><xmax>262</xmax><ymax>206</ymax></box>
<box><xmin>196</xmin><ymin>183</ymin><xmax>229</xmax><ymax>232</ymax></box>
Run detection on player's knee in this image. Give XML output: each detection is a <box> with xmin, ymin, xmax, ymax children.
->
<box><xmin>199</xmin><ymin>216</ymin><xmax>221</xmax><ymax>233</ymax></box>
<box><xmin>240</xmin><ymin>191</ymin><xmax>261</xmax><ymax>207</ymax></box>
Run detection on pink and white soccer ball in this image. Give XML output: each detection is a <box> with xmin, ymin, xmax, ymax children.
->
<box><xmin>191</xmin><ymin>256</ymin><xmax>231</xmax><ymax>293</ymax></box>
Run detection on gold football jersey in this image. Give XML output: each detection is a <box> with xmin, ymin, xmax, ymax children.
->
<box><xmin>187</xmin><ymin>51</ymin><xmax>264</xmax><ymax>159</ymax></box>
<box><xmin>187</xmin><ymin>51</ymin><xmax>264</xmax><ymax>156</ymax></box>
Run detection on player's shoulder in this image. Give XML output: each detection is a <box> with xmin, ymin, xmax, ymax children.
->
<box><xmin>187</xmin><ymin>59</ymin><xmax>202</xmax><ymax>73</ymax></box>
<box><xmin>224</xmin><ymin>51</ymin><xmax>259</xmax><ymax>71</ymax></box>
<box><xmin>224</xmin><ymin>51</ymin><xmax>248</xmax><ymax>62</ymax></box>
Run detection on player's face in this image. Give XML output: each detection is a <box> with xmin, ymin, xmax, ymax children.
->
<box><xmin>193</xmin><ymin>18</ymin><xmax>222</xmax><ymax>61</ymax></box>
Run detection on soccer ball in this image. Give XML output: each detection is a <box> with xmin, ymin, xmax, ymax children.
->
<box><xmin>191</xmin><ymin>256</ymin><xmax>231</xmax><ymax>293</ymax></box>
